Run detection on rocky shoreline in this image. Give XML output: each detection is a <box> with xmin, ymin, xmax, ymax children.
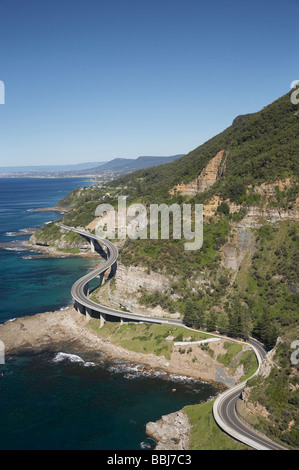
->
<box><xmin>146</xmin><ymin>410</ymin><xmax>191</xmax><ymax>450</ymax></box>
<box><xmin>22</xmin><ymin>240</ymin><xmax>99</xmax><ymax>258</ymax></box>
<box><xmin>0</xmin><ymin>307</ymin><xmax>254</xmax><ymax>450</ymax></box>
<box><xmin>27</xmin><ymin>206</ymin><xmax>68</xmax><ymax>213</ymax></box>
<box><xmin>0</xmin><ymin>307</ymin><xmax>228</xmax><ymax>386</ymax></box>
<box><xmin>0</xmin><ymin>306</ymin><xmax>218</xmax><ymax>450</ymax></box>
<box><xmin>0</xmin><ymin>238</ymin><xmax>100</xmax><ymax>259</ymax></box>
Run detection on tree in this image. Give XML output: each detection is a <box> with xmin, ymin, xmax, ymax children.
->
<box><xmin>217</xmin><ymin>202</ymin><xmax>230</xmax><ymax>216</ymax></box>
<box><xmin>207</xmin><ymin>311</ymin><xmax>217</xmax><ymax>332</ymax></box>
<box><xmin>228</xmin><ymin>310</ymin><xmax>240</xmax><ymax>337</ymax></box>
<box><xmin>194</xmin><ymin>305</ymin><xmax>205</xmax><ymax>329</ymax></box>
<box><xmin>253</xmin><ymin>310</ymin><xmax>279</xmax><ymax>349</ymax></box>
<box><xmin>184</xmin><ymin>300</ymin><xmax>196</xmax><ymax>327</ymax></box>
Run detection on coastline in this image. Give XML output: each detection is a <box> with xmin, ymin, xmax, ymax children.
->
<box><xmin>0</xmin><ymin>306</ymin><xmax>258</xmax><ymax>450</ymax></box>
<box><xmin>0</xmin><ymin>201</ymin><xmax>249</xmax><ymax>451</ymax></box>
<box><xmin>0</xmin><ymin>238</ymin><xmax>101</xmax><ymax>259</ymax></box>
<box><xmin>22</xmin><ymin>240</ymin><xmax>100</xmax><ymax>258</ymax></box>
<box><xmin>27</xmin><ymin>206</ymin><xmax>69</xmax><ymax>213</ymax></box>
<box><xmin>0</xmin><ymin>306</ymin><xmax>227</xmax><ymax>388</ymax></box>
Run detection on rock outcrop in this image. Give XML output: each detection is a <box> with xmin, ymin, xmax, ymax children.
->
<box><xmin>221</xmin><ymin>225</ymin><xmax>256</xmax><ymax>274</ymax></box>
<box><xmin>146</xmin><ymin>411</ymin><xmax>191</xmax><ymax>450</ymax></box>
<box><xmin>229</xmin><ymin>203</ymin><xmax>299</xmax><ymax>223</ymax></box>
<box><xmin>107</xmin><ymin>263</ymin><xmax>181</xmax><ymax>319</ymax></box>
<box><xmin>170</xmin><ymin>150</ymin><xmax>227</xmax><ymax>196</ymax></box>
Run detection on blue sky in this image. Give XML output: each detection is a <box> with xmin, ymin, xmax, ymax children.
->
<box><xmin>0</xmin><ymin>0</ymin><xmax>298</xmax><ymax>166</ymax></box>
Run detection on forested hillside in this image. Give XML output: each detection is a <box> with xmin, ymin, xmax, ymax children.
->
<box><xmin>31</xmin><ymin>89</ymin><xmax>299</xmax><ymax>448</ymax></box>
<box><xmin>110</xmin><ymin>90</ymin><xmax>299</xmax><ymax>204</ymax></box>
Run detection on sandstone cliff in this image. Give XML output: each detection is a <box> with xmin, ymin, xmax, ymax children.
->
<box><xmin>170</xmin><ymin>150</ymin><xmax>227</xmax><ymax>196</ymax></box>
<box><xmin>95</xmin><ymin>262</ymin><xmax>182</xmax><ymax>319</ymax></box>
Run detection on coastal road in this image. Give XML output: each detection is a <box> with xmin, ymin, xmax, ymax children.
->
<box><xmin>59</xmin><ymin>224</ymin><xmax>183</xmax><ymax>326</ymax></box>
<box><xmin>213</xmin><ymin>338</ymin><xmax>286</xmax><ymax>450</ymax></box>
<box><xmin>59</xmin><ymin>223</ymin><xmax>287</xmax><ymax>451</ymax></box>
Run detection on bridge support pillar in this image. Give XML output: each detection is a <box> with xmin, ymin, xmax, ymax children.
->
<box><xmin>90</xmin><ymin>239</ymin><xmax>95</xmax><ymax>253</ymax></box>
<box><xmin>99</xmin><ymin>313</ymin><xmax>106</xmax><ymax>329</ymax></box>
<box><xmin>75</xmin><ymin>301</ymin><xmax>85</xmax><ymax>316</ymax></box>
<box><xmin>85</xmin><ymin>307</ymin><xmax>92</xmax><ymax>323</ymax></box>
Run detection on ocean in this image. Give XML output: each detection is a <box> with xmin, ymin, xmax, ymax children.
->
<box><xmin>0</xmin><ymin>177</ymin><xmax>218</xmax><ymax>450</ymax></box>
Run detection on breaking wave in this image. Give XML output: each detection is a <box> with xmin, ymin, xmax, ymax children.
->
<box><xmin>52</xmin><ymin>352</ymin><xmax>95</xmax><ymax>367</ymax></box>
<box><xmin>107</xmin><ymin>360</ymin><xmax>198</xmax><ymax>383</ymax></box>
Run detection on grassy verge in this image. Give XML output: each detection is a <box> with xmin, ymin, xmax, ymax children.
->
<box><xmin>217</xmin><ymin>341</ymin><xmax>258</xmax><ymax>382</ymax></box>
<box><xmin>88</xmin><ymin>320</ymin><xmax>215</xmax><ymax>360</ymax></box>
<box><xmin>57</xmin><ymin>247</ymin><xmax>81</xmax><ymax>254</ymax></box>
<box><xmin>184</xmin><ymin>400</ymin><xmax>250</xmax><ymax>450</ymax></box>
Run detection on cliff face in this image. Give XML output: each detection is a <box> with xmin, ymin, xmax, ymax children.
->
<box><xmin>221</xmin><ymin>225</ymin><xmax>256</xmax><ymax>274</ymax></box>
<box><xmin>197</xmin><ymin>150</ymin><xmax>227</xmax><ymax>192</ymax></box>
<box><xmin>170</xmin><ymin>150</ymin><xmax>227</xmax><ymax>196</ymax></box>
<box><xmin>203</xmin><ymin>178</ymin><xmax>299</xmax><ymax>220</ymax></box>
<box><xmin>108</xmin><ymin>263</ymin><xmax>181</xmax><ymax>319</ymax></box>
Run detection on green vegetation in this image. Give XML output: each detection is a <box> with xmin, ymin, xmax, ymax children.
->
<box><xmin>32</xmin><ymin>221</ymin><xmax>86</xmax><ymax>250</ymax></box>
<box><xmin>217</xmin><ymin>341</ymin><xmax>243</xmax><ymax>366</ymax></box>
<box><xmin>184</xmin><ymin>400</ymin><xmax>249</xmax><ymax>450</ymax></box>
<box><xmin>120</xmin><ymin>213</ymin><xmax>230</xmax><ymax>278</ymax></box>
<box><xmin>57</xmin><ymin>247</ymin><xmax>80</xmax><ymax>254</ymax></box>
<box><xmin>57</xmin><ymin>185</ymin><xmax>120</xmax><ymax>227</ymax></box>
<box><xmin>238</xmin><ymin>350</ymin><xmax>259</xmax><ymax>382</ymax></box>
<box><xmin>109</xmin><ymin>91</ymin><xmax>298</xmax><ymax>204</ymax></box>
<box><xmin>63</xmin><ymin>230</ymin><xmax>84</xmax><ymax>244</ymax></box>
<box><xmin>35</xmin><ymin>92</ymin><xmax>298</xmax><ymax>245</ymax></box>
<box><xmin>217</xmin><ymin>342</ymin><xmax>258</xmax><ymax>382</ymax></box>
<box><xmin>246</xmin><ymin>326</ymin><xmax>299</xmax><ymax>448</ymax></box>
<box><xmin>33</xmin><ymin>223</ymin><xmax>62</xmax><ymax>243</ymax></box>
<box><xmin>120</xmin><ymin>213</ymin><xmax>232</xmax><ymax>317</ymax></box>
<box><xmin>31</xmin><ymin>91</ymin><xmax>298</xmax><ymax>449</ymax></box>
<box><xmin>178</xmin><ymin>220</ymin><xmax>299</xmax><ymax>349</ymax></box>
<box><xmin>88</xmin><ymin>320</ymin><xmax>213</xmax><ymax>360</ymax></box>
<box><xmin>233</xmin><ymin>221</ymin><xmax>299</xmax><ymax>348</ymax></box>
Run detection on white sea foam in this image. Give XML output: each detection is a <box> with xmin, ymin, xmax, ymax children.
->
<box><xmin>140</xmin><ymin>440</ymin><xmax>156</xmax><ymax>449</ymax></box>
<box><xmin>107</xmin><ymin>360</ymin><xmax>197</xmax><ymax>383</ymax></box>
<box><xmin>84</xmin><ymin>361</ymin><xmax>96</xmax><ymax>367</ymax></box>
<box><xmin>3</xmin><ymin>247</ymin><xmax>21</xmax><ymax>251</ymax></box>
<box><xmin>19</xmin><ymin>227</ymin><xmax>35</xmax><ymax>233</ymax></box>
<box><xmin>52</xmin><ymin>352</ymin><xmax>96</xmax><ymax>367</ymax></box>
<box><xmin>53</xmin><ymin>352</ymin><xmax>85</xmax><ymax>364</ymax></box>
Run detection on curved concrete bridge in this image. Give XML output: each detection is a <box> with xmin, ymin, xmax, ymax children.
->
<box><xmin>59</xmin><ymin>224</ymin><xmax>183</xmax><ymax>327</ymax></box>
<box><xmin>58</xmin><ymin>223</ymin><xmax>287</xmax><ymax>451</ymax></box>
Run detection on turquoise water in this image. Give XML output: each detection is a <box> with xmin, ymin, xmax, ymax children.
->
<box><xmin>0</xmin><ymin>178</ymin><xmax>99</xmax><ymax>322</ymax></box>
<box><xmin>0</xmin><ymin>178</ymin><xmax>219</xmax><ymax>450</ymax></box>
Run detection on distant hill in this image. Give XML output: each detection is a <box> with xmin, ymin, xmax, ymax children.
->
<box><xmin>0</xmin><ymin>155</ymin><xmax>184</xmax><ymax>177</ymax></box>
<box><xmin>78</xmin><ymin>155</ymin><xmax>184</xmax><ymax>175</ymax></box>
<box><xmin>0</xmin><ymin>162</ymin><xmax>107</xmax><ymax>175</ymax></box>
